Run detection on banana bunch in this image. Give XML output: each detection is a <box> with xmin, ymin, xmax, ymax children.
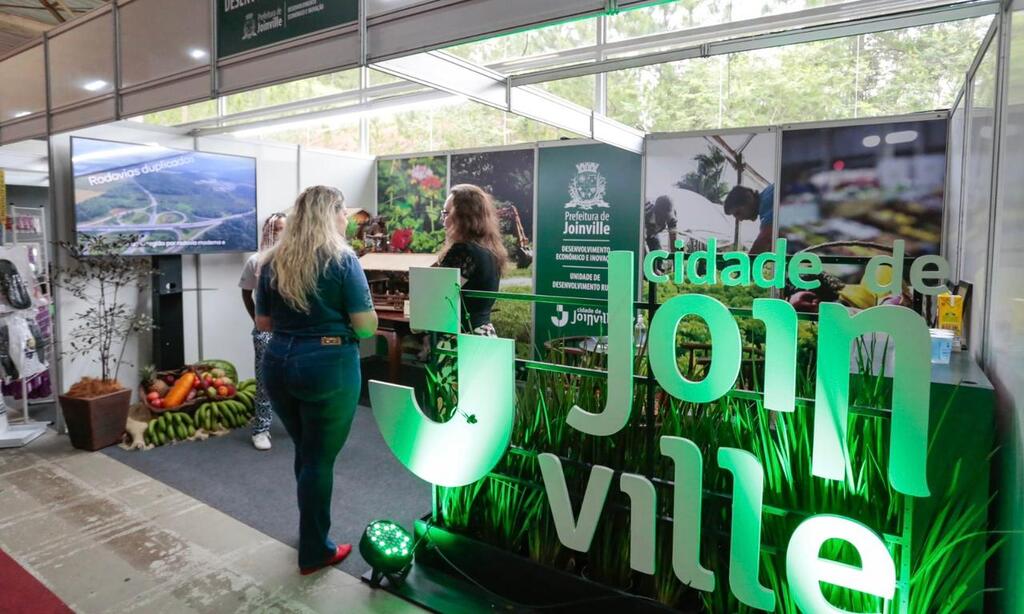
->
<box><xmin>143</xmin><ymin>380</ymin><xmax>259</xmax><ymax>447</ymax></box>
<box><xmin>194</xmin><ymin>379</ymin><xmax>258</xmax><ymax>432</ymax></box>
<box><xmin>144</xmin><ymin>411</ymin><xmax>197</xmax><ymax>446</ymax></box>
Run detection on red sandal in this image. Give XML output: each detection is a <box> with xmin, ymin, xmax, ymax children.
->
<box><xmin>300</xmin><ymin>544</ymin><xmax>352</xmax><ymax>576</ymax></box>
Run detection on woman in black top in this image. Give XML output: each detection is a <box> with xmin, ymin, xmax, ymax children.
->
<box><xmin>438</xmin><ymin>184</ymin><xmax>506</xmax><ymax>336</ymax></box>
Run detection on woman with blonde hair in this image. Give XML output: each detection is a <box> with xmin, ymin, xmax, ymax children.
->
<box><xmin>438</xmin><ymin>184</ymin><xmax>507</xmax><ymax>336</ymax></box>
<box><xmin>255</xmin><ymin>185</ymin><xmax>378</xmax><ymax>575</ymax></box>
<box><xmin>239</xmin><ymin>212</ymin><xmax>286</xmax><ymax>450</ymax></box>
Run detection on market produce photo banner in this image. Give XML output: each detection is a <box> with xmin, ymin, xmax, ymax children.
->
<box><xmin>778</xmin><ymin>119</ymin><xmax>948</xmax><ymax>257</ymax></box>
<box><xmin>218</xmin><ymin>0</ymin><xmax>359</xmax><ymax>58</ymax></box>
<box><xmin>534</xmin><ymin>143</ymin><xmax>641</xmax><ymax>348</ymax></box>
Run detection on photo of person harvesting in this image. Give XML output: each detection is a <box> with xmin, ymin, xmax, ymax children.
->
<box><xmin>437</xmin><ymin>184</ymin><xmax>507</xmax><ymax>336</ymax></box>
<box><xmin>723</xmin><ymin>184</ymin><xmax>775</xmax><ymax>255</ymax></box>
<box><xmin>643</xmin><ymin>195</ymin><xmax>678</xmax><ymax>275</ymax></box>
<box><xmin>239</xmin><ymin>212</ymin><xmax>286</xmax><ymax>451</ymax></box>
<box><xmin>255</xmin><ymin>186</ymin><xmax>378</xmax><ymax>575</ymax></box>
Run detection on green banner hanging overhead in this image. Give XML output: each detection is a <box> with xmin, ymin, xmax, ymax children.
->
<box><xmin>534</xmin><ymin>143</ymin><xmax>642</xmax><ymax>351</ymax></box>
<box><xmin>218</xmin><ymin>0</ymin><xmax>358</xmax><ymax>58</ymax></box>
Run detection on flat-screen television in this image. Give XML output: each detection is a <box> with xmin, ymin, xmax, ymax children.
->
<box><xmin>72</xmin><ymin>137</ymin><xmax>258</xmax><ymax>255</ymax></box>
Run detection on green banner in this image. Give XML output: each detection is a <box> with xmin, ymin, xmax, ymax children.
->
<box><xmin>218</xmin><ymin>0</ymin><xmax>358</xmax><ymax>58</ymax></box>
<box><xmin>534</xmin><ymin>143</ymin><xmax>642</xmax><ymax>352</ymax></box>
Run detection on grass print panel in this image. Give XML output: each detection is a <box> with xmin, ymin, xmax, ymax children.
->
<box><xmin>424</xmin><ymin>332</ymin><xmax>997</xmax><ymax>613</ymax></box>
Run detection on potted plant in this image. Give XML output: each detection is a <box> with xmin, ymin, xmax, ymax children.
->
<box><xmin>56</xmin><ymin>235</ymin><xmax>154</xmax><ymax>451</ymax></box>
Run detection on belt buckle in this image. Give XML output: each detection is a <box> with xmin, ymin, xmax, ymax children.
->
<box><xmin>321</xmin><ymin>336</ymin><xmax>342</xmax><ymax>346</ymax></box>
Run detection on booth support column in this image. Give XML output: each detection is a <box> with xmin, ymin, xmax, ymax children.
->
<box><xmin>152</xmin><ymin>255</ymin><xmax>185</xmax><ymax>370</ymax></box>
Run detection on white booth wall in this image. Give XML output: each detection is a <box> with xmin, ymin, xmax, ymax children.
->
<box><xmin>49</xmin><ymin>122</ymin><xmax>375</xmax><ymax>394</ymax></box>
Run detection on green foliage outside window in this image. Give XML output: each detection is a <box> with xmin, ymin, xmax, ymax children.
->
<box><xmin>140</xmin><ymin>8</ymin><xmax>991</xmax><ymax>159</ymax></box>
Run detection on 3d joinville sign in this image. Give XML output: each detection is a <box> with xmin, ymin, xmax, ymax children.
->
<box><xmin>370</xmin><ymin>239</ymin><xmax>951</xmax><ymax>613</ymax></box>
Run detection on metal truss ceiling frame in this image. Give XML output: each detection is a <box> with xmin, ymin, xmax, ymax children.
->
<box><xmin>0</xmin><ymin>0</ymin><xmax>997</xmax><ymax>143</ymax></box>
<box><xmin>372</xmin><ymin>50</ymin><xmax>644</xmax><ymax>152</ymax></box>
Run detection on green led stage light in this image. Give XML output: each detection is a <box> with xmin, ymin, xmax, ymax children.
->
<box><xmin>361</xmin><ymin>520</ymin><xmax>414</xmax><ymax>587</ymax></box>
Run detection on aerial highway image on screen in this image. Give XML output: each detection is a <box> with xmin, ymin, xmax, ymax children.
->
<box><xmin>72</xmin><ymin>137</ymin><xmax>258</xmax><ymax>255</ymax></box>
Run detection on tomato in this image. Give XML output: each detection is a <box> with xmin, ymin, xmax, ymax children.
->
<box><xmin>192</xmin><ymin>377</ymin><xmax>202</xmax><ymax>389</ymax></box>
<box><xmin>213</xmin><ymin>378</ymin><xmax>224</xmax><ymax>387</ymax></box>
<box><xmin>217</xmin><ymin>385</ymin><xmax>229</xmax><ymax>397</ymax></box>
<box><xmin>225</xmin><ymin>385</ymin><xmax>236</xmax><ymax>397</ymax></box>
<box><xmin>147</xmin><ymin>391</ymin><xmax>160</xmax><ymax>402</ymax></box>
<box><xmin>206</xmin><ymin>387</ymin><xmax>218</xmax><ymax>399</ymax></box>
<box><xmin>151</xmin><ymin>399</ymin><xmax>164</xmax><ymax>408</ymax></box>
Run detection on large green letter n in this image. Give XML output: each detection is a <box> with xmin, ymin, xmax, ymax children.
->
<box><xmin>813</xmin><ymin>304</ymin><xmax>931</xmax><ymax>497</ymax></box>
<box><xmin>369</xmin><ymin>267</ymin><xmax>515</xmax><ymax>487</ymax></box>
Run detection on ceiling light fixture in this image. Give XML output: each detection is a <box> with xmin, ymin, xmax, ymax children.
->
<box><xmin>83</xmin><ymin>79</ymin><xmax>109</xmax><ymax>92</ymax></box>
<box><xmin>884</xmin><ymin>130</ymin><xmax>918</xmax><ymax>145</ymax></box>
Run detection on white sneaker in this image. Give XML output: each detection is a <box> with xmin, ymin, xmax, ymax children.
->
<box><xmin>252</xmin><ymin>432</ymin><xmax>272</xmax><ymax>451</ymax></box>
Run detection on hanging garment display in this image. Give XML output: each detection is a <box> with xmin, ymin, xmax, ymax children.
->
<box><xmin>0</xmin><ymin>259</ymin><xmax>32</xmax><ymax>310</ymax></box>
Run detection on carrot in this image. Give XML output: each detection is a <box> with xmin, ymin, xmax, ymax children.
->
<box><xmin>164</xmin><ymin>372</ymin><xmax>196</xmax><ymax>408</ymax></box>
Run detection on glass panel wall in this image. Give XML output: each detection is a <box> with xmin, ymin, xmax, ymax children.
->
<box><xmin>223</xmin><ymin>70</ymin><xmax>361</xmax><ymax>116</ymax></box>
<box><xmin>961</xmin><ymin>43</ymin><xmax>997</xmax><ymax>363</ymax></box>
<box><xmin>368</xmin><ymin>101</ymin><xmax>569</xmax><ymax>156</ymax></box>
<box><xmin>446</xmin><ymin>20</ymin><xmax>598</xmax><ymax>66</ymax></box>
<box><xmin>605</xmin><ymin>17</ymin><xmax>992</xmax><ymax>132</ymax></box>
<box><xmin>608</xmin><ymin>0</ymin><xmax>864</xmax><ymax>42</ymax></box>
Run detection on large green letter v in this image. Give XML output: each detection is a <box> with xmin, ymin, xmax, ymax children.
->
<box><xmin>369</xmin><ymin>267</ymin><xmax>516</xmax><ymax>487</ymax></box>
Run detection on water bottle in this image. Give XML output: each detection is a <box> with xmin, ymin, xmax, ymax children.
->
<box><xmin>634</xmin><ymin>314</ymin><xmax>647</xmax><ymax>348</ymax></box>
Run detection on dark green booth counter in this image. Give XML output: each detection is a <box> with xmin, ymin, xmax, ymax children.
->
<box><xmin>920</xmin><ymin>351</ymin><xmax>995</xmax><ymax>614</ymax></box>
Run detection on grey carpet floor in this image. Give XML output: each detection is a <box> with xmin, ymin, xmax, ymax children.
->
<box><xmin>103</xmin><ymin>404</ymin><xmax>432</xmax><ymax>578</ymax></box>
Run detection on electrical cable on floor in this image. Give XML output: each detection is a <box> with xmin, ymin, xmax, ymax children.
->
<box><xmin>417</xmin><ymin>520</ymin><xmax>673</xmax><ymax>611</ymax></box>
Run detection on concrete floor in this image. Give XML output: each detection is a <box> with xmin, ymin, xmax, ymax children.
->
<box><xmin>0</xmin><ymin>431</ymin><xmax>427</xmax><ymax>613</ymax></box>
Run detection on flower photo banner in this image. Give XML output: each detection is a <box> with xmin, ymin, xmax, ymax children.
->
<box><xmin>376</xmin><ymin>156</ymin><xmax>449</xmax><ymax>254</ymax></box>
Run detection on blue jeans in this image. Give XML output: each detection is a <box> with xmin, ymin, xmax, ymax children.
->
<box><xmin>262</xmin><ymin>334</ymin><xmax>361</xmax><ymax>568</ymax></box>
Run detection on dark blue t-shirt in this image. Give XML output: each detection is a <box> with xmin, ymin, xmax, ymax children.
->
<box><xmin>256</xmin><ymin>249</ymin><xmax>374</xmax><ymax>339</ymax></box>
<box><xmin>758</xmin><ymin>184</ymin><xmax>775</xmax><ymax>229</ymax></box>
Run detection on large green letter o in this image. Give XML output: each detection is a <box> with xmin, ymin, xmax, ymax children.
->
<box><xmin>649</xmin><ymin>294</ymin><xmax>741</xmax><ymax>403</ymax></box>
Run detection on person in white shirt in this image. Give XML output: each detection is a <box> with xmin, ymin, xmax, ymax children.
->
<box><xmin>239</xmin><ymin>212</ymin><xmax>286</xmax><ymax>450</ymax></box>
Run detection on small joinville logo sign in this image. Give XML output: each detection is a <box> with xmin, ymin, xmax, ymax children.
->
<box><xmin>370</xmin><ymin>240</ymin><xmax>951</xmax><ymax>613</ymax></box>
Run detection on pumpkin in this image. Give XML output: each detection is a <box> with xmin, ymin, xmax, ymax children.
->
<box><xmin>164</xmin><ymin>372</ymin><xmax>196</xmax><ymax>409</ymax></box>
